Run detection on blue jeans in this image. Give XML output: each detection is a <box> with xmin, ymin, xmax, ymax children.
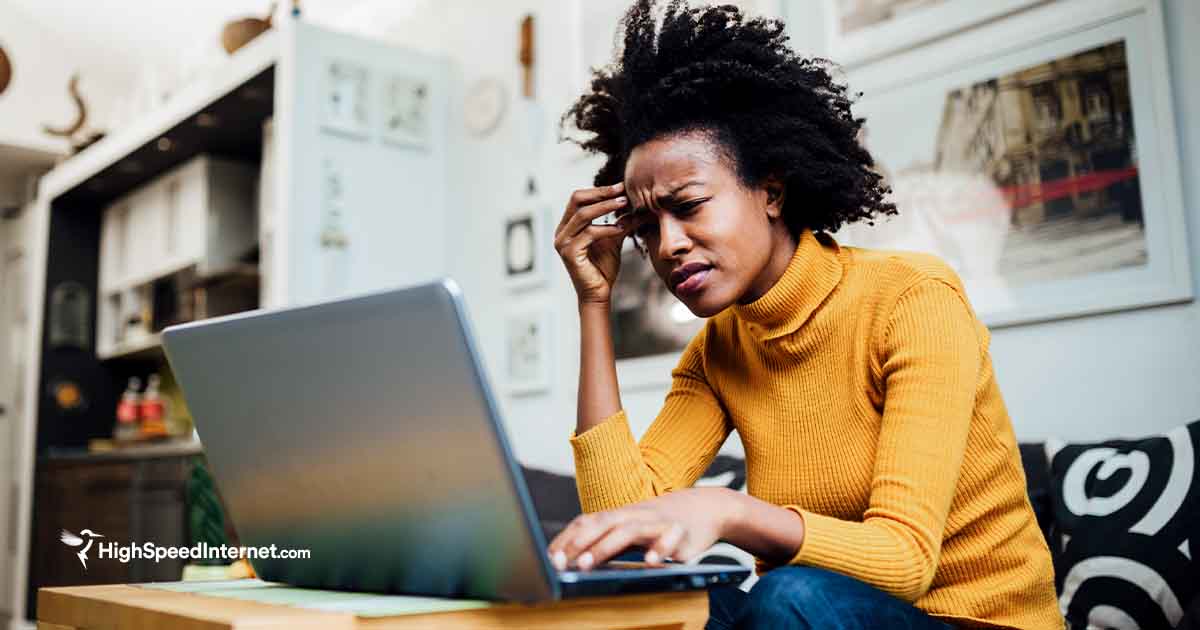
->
<box><xmin>706</xmin><ymin>566</ymin><xmax>955</xmax><ymax>630</ymax></box>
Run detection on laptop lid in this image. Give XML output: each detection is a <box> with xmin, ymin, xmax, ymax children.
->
<box><xmin>162</xmin><ymin>279</ymin><xmax>559</xmax><ymax>601</ymax></box>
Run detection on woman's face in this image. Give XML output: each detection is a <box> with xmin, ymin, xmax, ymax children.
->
<box><xmin>622</xmin><ymin>132</ymin><xmax>793</xmax><ymax>317</ymax></box>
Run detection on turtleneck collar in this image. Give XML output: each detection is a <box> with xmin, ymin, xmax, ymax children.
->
<box><xmin>732</xmin><ymin>228</ymin><xmax>844</xmax><ymax>341</ymax></box>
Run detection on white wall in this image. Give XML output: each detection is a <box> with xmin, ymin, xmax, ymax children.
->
<box><xmin>0</xmin><ymin>4</ymin><xmax>132</xmax><ymax>153</ymax></box>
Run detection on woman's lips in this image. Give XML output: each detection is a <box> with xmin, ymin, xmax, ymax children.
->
<box><xmin>674</xmin><ymin>267</ymin><xmax>711</xmax><ymax>297</ymax></box>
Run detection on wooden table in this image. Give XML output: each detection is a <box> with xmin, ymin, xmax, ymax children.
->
<box><xmin>37</xmin><ymin>582</ymin><xmax>711</xmax><ymax>630</ymax></box>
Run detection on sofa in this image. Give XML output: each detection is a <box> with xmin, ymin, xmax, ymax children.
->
<box><xmin>520</xmin><ymin>424</ymin><xmax>1200</xmax><ymax>630</ymax></box>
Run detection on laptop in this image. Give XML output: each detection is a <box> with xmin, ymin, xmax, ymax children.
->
<box><xmin>161</xmin><ymin>279</ymin><xmax>749</xmax><ymax>601</ymax></box>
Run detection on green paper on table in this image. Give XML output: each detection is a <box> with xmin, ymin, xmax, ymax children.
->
<box><xmin>140</xmin><ymin>579</ymin><xmax>493</xmax><ymax>617</ymax></box>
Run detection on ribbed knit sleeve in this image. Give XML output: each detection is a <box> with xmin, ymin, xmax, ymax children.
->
<box><xmin>571</xmin><ymin>326</ymin><xmax>732</xmax><ymax>514</ymax></box>
<box><xmin>786</xmin><ymin>278</ymin><xmax>982</xmax><ymax>602</ymax></box>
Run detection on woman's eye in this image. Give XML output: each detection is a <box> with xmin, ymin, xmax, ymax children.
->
<box><xmin>676</xmin><ymin>200</ymin><xmax>704</xmax><ymax>216</ymax></box>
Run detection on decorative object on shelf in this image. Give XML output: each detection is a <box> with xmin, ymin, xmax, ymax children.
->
<box><xmin>48</xmin><ymin>281</ymin><xmax>91</xmax><ymax>350</ymax></box>
<box><xmin>42</xmin><ymin>74</ymin><xmax>106</xmax><ymax>153</ymax></box>
<box><xmin>221</xmin><ymin>2</ymin><xmax>276</xmax><ymax>55</ymax></box>
<box><xmin>321</xmin><ymin>58</ymin><xmax>370</xmax><ymax>139</ymax></box>
<box><xmin>825</xmin><ymin>0</ymin><xmax>1048</xmax><ymax>67</ymax></box>
<box><xmin>113</xmin><ymin>377</ymin><xmax>142</xmax><ymax>443</ymax></box>
<box><xmin>504</xmin><ymin>179</ymin><xmax>548</xmax><ymax>292</ymax></box>
<box><xmin>380</xmin><ymin>74</ymin><xmax>431</xmax><ymax>149</ymax></box>
<box><xmin>139</xmin><ymin>374</ymin><xmax>170</xmax><ymax>439</ymax></box>
<box><xmin>464</xmin><ymin>77</ymin><xmax>506</xmax><ymax>137</ymax></box>
<box><xmin>505</xmin><ymin>307</ymin><xmax>552</xmax><ymax>395</ymax></box>
<box><xmin>0</xmin><ymin>43</ymin><xmax>11</xmax><ymax>96</ymax></box>
<box><xmin>836</xmin><ymin>0</ymin><xmax>1190</xmax><ymax>328</ymax></box>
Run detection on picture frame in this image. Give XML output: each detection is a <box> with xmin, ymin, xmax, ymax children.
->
<box><xmin>320</xmin><ymin>58</ymin><xmax>370</xmax><ymax>139</ymax></box>
<box><xmin>837</xmin><ymin>0</ymin><xmax>1191</xmax><ymax>328</ymax></box>
<box><xmin>611</xmin><ymin>239</ymin><xmax>705</xmax><ymax>391</ymax></box>
<box><xmin>505</xmin><ymin>307</ymin><xmax>553</xmax><ymax>395</ymax></box>
<box><xmin>504</xmin><ymin>206</ymin><xmax>547</xmax><ymax>292</ymax></box>
<box><xmin>379</xmin><ymin>72</ymin><xmax>431</xmax><ymax>149</ymax></box>
<box><xmin>825</xmin><ymin>0</ymin><xmax>1050</xmax><ymax>68</ymax></box>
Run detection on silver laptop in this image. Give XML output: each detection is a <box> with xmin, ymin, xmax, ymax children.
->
<box><xmin>161</xmin><ymin>279</ymin><xmax>748</xmax><ymax>601</ymax></box>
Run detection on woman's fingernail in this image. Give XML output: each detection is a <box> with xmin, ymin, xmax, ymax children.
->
<box><xmin>616</xmin><ymin>196</ymin><xmax>627</xmax><ymax>204</ymax></box>
<box><xmin>645</xmin><ymin>550</ymin><xmax>660</xmax><ymax>564</ymax></box>
<box><xmin>612</xmin><ymin>182</ymin><xmax>624</xmax><ymax>191</ymax></box>
<box><xmin>578</xmin><ymin>552</ymin><xmax>594</xmax><ymax>570</ymax></box>
<box><xmin>552</xmin><ymin>551</ymin><xmax>567</xmax><ymax>571</ymax></box>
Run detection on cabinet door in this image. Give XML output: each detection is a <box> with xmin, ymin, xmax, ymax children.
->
<box><xmin>126</xmin><ymin>187</ymin><xmax>164</xmax><ymax>287</ymax></box>
<box><xmin>30</xmin><ymin>461</ymin><xmax>136</xmax><ymax>611</ymax></box>
<box><xmin>99</xmin><ymin>203</ymin><xmax>130</xmax><ymax>293</ymax></box>
<box><xmin>162</xmin><ymin>166</ymin><xmax>207</xmax><ymax>273</ymax></box>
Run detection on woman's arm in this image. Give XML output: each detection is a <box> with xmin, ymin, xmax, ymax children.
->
<box><xmin>781</xmin><ymin>278</ymin><xmax>982</xmax><ymax>601</ymax></box>
<box><xmin>570</xmin><ymin>327</ymin><xmax>732</xmax><ymax>513</ymax></box>
<box><xmin>576</xmin><ymin>301</ymin><xmax>622</xmax><ymax>435</ymax></box>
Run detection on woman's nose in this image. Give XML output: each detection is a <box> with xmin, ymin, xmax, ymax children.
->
<box><xmin>656</xmin><ymin>216</ymin><xmax>692</xmax><ymax>260</ymax></box>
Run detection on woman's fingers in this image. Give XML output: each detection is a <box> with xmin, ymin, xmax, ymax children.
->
<box><xmin>579</xmin><ymin>520</ymin><xmax>667</xmax><ymax>569</ymax></box>
<box><xmin>546</xmin><ymin>510</ymin><xmax>686</xmax><ymax>571</ymax></box>
<box><xmin>644</xmin><ymin>523</ymin><xmax>686</xmax><ymax>566</ymax></box>
<box><xmin>555</xmin><ymin>223</ymin><xmax>631</xmax><ymax>265</ymax></box>
<box><xmin>557</xmin><ymin>182</ymin><xmax>625</xmax><ymax>232</ymax></box>
<box><xmin>558</xmin><ymin>194</ymin><xmax>631</xmax><ymax>242</ymax></box>
<box><xmin>547</xmin><ymin>512</ymin><xmax>614</xmax><ymax>570</ymax></box>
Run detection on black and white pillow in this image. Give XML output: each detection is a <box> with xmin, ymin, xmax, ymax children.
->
<box><xmin>1047</xmin><ymin>420</ymin><xmax>1200</xmax><ymax>629</ymax></box>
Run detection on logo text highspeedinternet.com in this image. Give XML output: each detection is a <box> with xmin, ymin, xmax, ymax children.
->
<box><xmin>97</xmin><ymin>542</ymin><xmax>311</xmax><ymax>564</ymax></box>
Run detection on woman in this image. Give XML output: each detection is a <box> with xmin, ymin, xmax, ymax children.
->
<box><xmin>547</xmin><ymin>1</ymin><xmax>1061</xmax><ymax>629</ymax></box>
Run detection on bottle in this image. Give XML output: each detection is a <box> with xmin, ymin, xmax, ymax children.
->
<box><xmin>140</xmin><ymin>374</ymin><xmax>169</xmax><ymax>439</ymax></box>
<box><xmin>113</xmin><ymin>377</ymin><xmax>142</xmax><ymax>443</ymax></box>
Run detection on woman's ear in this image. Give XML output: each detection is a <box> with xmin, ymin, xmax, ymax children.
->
<box><xmin>763</xmin><ymin>176</ymin><xmax>786</xmax><ymax>219</ymax></box>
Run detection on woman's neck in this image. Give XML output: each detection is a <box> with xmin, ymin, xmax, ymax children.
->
<box><xmin>738</xmin><ymin>228</ymin><xmax>799</xmax><ymax>305</ymax></box>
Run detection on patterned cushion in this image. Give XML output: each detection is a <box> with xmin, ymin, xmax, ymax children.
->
<box><xmin>1047</xmin><ymin>420</ymin><xmax>1200</xmax><ymax>629</ymax></box>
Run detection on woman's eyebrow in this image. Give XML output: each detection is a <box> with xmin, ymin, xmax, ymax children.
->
<box><xmin>655</xmin><ymin>180</ymin><xmax>705</xmax><ymax>206</ymax></box>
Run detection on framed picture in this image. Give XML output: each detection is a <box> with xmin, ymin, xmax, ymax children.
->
<box><xmin>321</xmin><ymin>58</ymin><xmax>370</xmax><ymax>139</ymax></box>
<box><xmin>825</xmin><ymin>0</ymin><xmax>1049</xmax><ymax>68</ymax></box>
<box><xmin>610</xmin><ymin>239</ymin><xmax>705</xmax><ymax>390</ymax></box>
<box><xmin>504</xmin><ymin>207</ymin><xmax>547</xmax><ymax>291</ymax></box>
<box><xmin>380</xmin><ymin>73</ymin><xmax>431</xmax><ymax>149</ymax></box>
<box><xmin>837</xmin><ymin>0</ymin><xmax>1191</xmax><ymax>328</ymax></box>
<box><xmin>505</xmin><ymin>308</ymin><xmax>552</xmax><ymax>395</ymax></box>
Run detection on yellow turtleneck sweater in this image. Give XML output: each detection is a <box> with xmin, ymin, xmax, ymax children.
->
<box><xmin>571</xmin><ymin>229</ymin><xmax>1062</xmax><ymax>629</ymax></box>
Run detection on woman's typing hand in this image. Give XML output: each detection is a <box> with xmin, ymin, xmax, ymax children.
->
<box><xmin>546</xmin><ymin>487</ymin><xmax>739</xmax><ymax>570</ymax></box>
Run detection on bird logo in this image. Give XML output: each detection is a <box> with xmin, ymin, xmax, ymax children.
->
<box><xmin>60</xmin><ymin>529</ymin><xmax>105</xmax><ymax>570</ymax></box>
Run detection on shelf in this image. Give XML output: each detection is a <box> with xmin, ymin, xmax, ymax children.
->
<box><xmin>101</xmin><ymin>259</ymin><xmax>198</xmax><ymax>297</ymax></box>
<box><xmin>191</xmin><ymin>263</ymin><xmax>261</xmax><ymax>288</ymax></box>
<box><xmin>98</xmin><ymin>333</ymin><xmax>163</xmax><ymax>362</ymax></box>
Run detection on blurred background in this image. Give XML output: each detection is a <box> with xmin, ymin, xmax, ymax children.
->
<box><xmin>0</xmin><ymin>0</ymin><xmax>1197</xmax><ymax>627</ymax></box>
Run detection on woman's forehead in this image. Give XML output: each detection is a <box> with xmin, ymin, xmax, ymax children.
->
<box><xmin>624</xmin><ymin>134</ymin><xmax>725</xmax><ymax>192</ymax></box>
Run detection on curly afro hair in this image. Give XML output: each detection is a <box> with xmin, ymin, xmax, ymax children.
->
<box><xmin>561</xmin><ymin>0</ymin><xmax>896</xmax><ymax>236</ymax></box>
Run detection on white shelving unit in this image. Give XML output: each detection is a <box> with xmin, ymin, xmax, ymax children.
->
<box><xmin>6</xmin><ymin>13</ymin><xmax>453</xmax><ymax>627</ymax></box>
<box><xmin>96</xmin><ymin>155</ymin><xmax>258</xmax><ymax>360</ymax></box>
